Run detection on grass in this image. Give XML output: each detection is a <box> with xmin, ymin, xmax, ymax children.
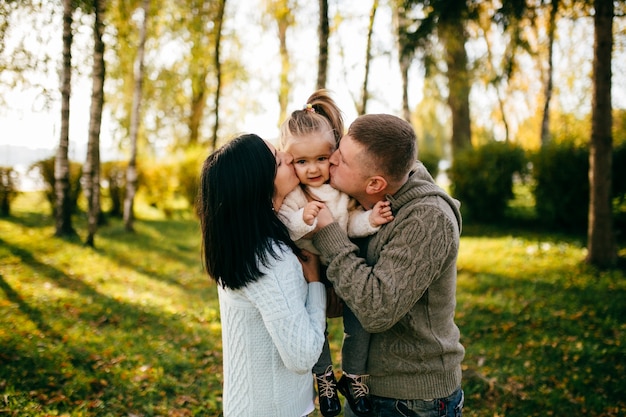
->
<box><xmin>1</xmin><ymin>192</ymin><xmax>625</xmax><ymax>416</ymax></box>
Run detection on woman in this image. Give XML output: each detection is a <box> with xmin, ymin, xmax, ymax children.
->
<box><xmin>198</xmin><ymin>133</ymin><xmax>327</xmax><ymax>417</ymax></box>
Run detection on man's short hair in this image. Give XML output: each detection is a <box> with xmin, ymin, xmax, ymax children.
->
<box><xmin>347</xmin><ymin>114</ymin><xmax>417</xmax><ymax>183</ymax></box>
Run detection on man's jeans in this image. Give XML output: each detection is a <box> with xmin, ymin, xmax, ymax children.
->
<box><xmin>343</xmin><ymin>386</ymin><xmax>464</xmax><ymax>417</ymax></box>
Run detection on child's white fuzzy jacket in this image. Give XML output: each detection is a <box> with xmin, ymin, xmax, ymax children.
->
<box><xmin>278</xmin><ymin>184</ymin><xmax>379</xmax><ymax>255</ymax></box>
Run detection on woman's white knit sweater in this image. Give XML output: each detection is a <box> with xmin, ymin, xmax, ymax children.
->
<box><xmin>217</xmin><ymin>242</ymin><xmax>327</xmax><ymax>417</ymax></box>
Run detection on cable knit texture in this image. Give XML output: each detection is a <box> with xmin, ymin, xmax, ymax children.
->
<box><xmin>279</xmin><ymin>184</ymin><xmax>380</xmax><ymax>255</ymax></box>
<box><xmin>312</xmin><ymin>163</ymin><xmax>465</xmax><ymax>400</ymax></box>
<box><xmin>218</xmin><ymin>241</ymin><xmax>327</xmax><ymax>416</ymax></box>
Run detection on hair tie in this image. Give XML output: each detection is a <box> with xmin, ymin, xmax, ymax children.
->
<box><xmin>303</xmin><ymin>103</ymin><xmax>315</xmax><ymax>113</ymax></box>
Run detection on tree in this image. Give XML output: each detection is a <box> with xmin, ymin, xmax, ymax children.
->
<box><xmin>123</xmin><ymin>0</ymin><xmax>149</xmax><ymax>232</ymax></box>
<box><xmin>358</xmin><ymin>0</ymin><xmax>378</xmax><ymax>115</ymax></box>
<box><xmin>211</xmin><ymin>0</ymin><xmax>227</xmax><ymax>149</ymax></box>
<box><xmin>439</xmin><ymin>1</ymin><xmax>472</xmax><ymax>156</ymax></box>
<box><xmin>394</xmin><ymin>0</ymin><xmax>414</xmax><ymax>122</ymax></box>
<box><xmin>316</xmin><ymin>0</ymin><xmax>329</xmax><ymax>89</ymax></box>
<box><xmin>587</xmin><ymin>0</ymin><xmax>615</xmax><ymax>267</ymax></box>
<box><xmin>400</xmin><ymin>0</ymin><xmax>473</xmax><ymax>157</ymax></box>
<box><xmin>540</xmin><ymin>0</ymin><xmax>559</xmax><ymax>146</ymax></box>
<box><xmin>55</xmin><ymin>0</ymin><xmax>76</xmax><ymax>238</ymax></box>
<box><xmin>265</xmin><ymin>0</ymin><xmax>295</xmax><ymax>124</ymax></box>
<box><xmin>84</xmin><ymin>0</ymin><xmax>105</xmax><ymax>247</ymax></box>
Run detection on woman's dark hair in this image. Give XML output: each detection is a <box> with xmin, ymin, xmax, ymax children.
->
<box><xmin>198</xmin><ymin>133</ymin><xmax>299</xmax><ymax>290</ymax></box>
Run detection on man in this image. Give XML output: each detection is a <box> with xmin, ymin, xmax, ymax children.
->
<box><xmin>313</xmin><ymin>114</ymin><xmax>465</xmax><ymax>416</ymax></box>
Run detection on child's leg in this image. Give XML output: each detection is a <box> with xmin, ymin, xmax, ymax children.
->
<box><xmin>313</xmin><ymin>322</ymin><xmax>332</xmax><ymax>374</ymax></box>
<box><xmin>341</xmin><ymin>305</ymin><xmax>370</xmax><ymax>375</ymax></box>
<box><xmin>313</xmin><ymin>322</ymin><xmax>342</xmax><ymax>417</ymax></box>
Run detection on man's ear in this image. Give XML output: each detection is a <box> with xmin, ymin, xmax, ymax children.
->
<box><xmin>365</xmin><ymin>176</ymin><xmax>387</xmax><ymax>195</ymax></box>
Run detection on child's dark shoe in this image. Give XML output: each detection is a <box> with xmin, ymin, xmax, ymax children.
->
<box><xmin>337</xmin><ymin>373</ymin><xmax>372</xmax><ymax>417</ymax></box>
<box><xmin>315</xmin><ymin>366</ymin><xmax>341</xmax><ymax>417</ymax></box>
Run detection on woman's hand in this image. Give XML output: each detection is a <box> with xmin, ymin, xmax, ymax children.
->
<box><xmin>325</xmin><ymin>287</ymin><xmax>344</xmax><ymax>318</ymax></box>
<box><xmin>297</xmin><ymin>249</ymin><xmax>321</xmax><ymax>283</ymax></box>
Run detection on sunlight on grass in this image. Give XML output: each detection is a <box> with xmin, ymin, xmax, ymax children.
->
<box><xmin>1</xmin><ymin>192</ymin><xmax>625</xmax><ymax>416</ymax></box>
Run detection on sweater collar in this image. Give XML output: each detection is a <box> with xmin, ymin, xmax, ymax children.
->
<box><xmin>386</xmin><ymin>162</ymin><xmax>462</xmax><ymax>232</ymax></box>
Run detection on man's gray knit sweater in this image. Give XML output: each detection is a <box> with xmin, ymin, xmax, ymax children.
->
<box><xmin>313</xmin><ymin>162</ymin><xmax>464</xmax><ymax>400</ymax></box>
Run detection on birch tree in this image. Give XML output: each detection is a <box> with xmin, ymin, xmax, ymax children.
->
<box><xmin>84</xmin><ymin>0</ymin><xmax>105</xmax><ymax>247</ymax></box>
<box><xmin>55</xmin><ymin>0</ymin><xmax>75</xmax><ymax>237</ymax></box>
<box><xmin>123</xmin><ymin>0</ymin><xmax>149</xmax><ymax>232</ymax></box>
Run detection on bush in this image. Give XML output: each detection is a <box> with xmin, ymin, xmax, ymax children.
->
<box><xmin>29</xmin><ymin>157</ymin><xmax>82</xmax><ymax>216</ymax></box>
<box><xmin>418</xmin><ymin>150</ymin><xmax>440</xmax><ymax>181</ymax></box>
<box><xmin>530</xmin><ymin>143</ymin><xmax>589</xmax><ymax>232</ymax></box>
<box><xmin>177</xmin><ymin>145</ymin><xmax>206</xmax><ymax>211</ymax></box>
<box><xmin>101</xmin><ymin>161</ymin><xmax>127</xmax><ymax>218</ymax></box>
<box><xmin>0</xmin><ymin>167</ymin><xmax>19</xmax><ymax>217</ymax></box>
<box><xmin>611</xmin><ymin>142</ymin><xmax>626</xmax><ymax>239</ymax></box>
<box><xmin>449</xmin><ymin>142</ymin><xmax>526</xmax><ymax>222</ymax></box>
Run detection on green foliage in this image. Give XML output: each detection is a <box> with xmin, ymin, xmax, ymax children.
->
<box><xmin>449</xmin><ymin>141</ymin><xmax>526</xmax><ymax>222</ymax></box>
<box><xmin>101</xmin><ymin>161</ymin><xmax>127</xmax><ymax>218</ymax></box>
<box><xmin>612</xmin><ymin>141</ymin><xmax>626</xmax><ymax>201</ymax></box>
<box><xmin>456</xmin><ymin>224</ymin><xmax>626</xmax><ymax>417</ymax></box>
<box><xmin>530</xmin><ymin>143</ymin><xmax>589</xmax><ymax>232</ymax></box>
<box><xmin>2</xmin><ymin>193</ymin><xmax>624</xmax><ymax>417</ymax></box>
<box><xmin>28</xmin><ymin>157</ymin><xmax>83</xmax><ymax>217</ymax></box>
<box><xmin>0</xmin><ymin>192</ymin><xmax>222</xmax><ymax>416</ymax></box>
<box><xmin>0</xmin><ymin>166</ymin><xmax>18</xmax><ymax>217</ymax></box>
<box><xmin>139</xmin><ymin>157</ymin><xmax>179</xmax><ymax>218</ymax></box>
<box><xmin>418</xmin><ymin>149</ymin><xmax>440</xmax><ymax>180</ymax></box>
<box><xmin>177</xmin><ymin>145</ymin><xmax>206</xmax><ymax>212</ymax></box>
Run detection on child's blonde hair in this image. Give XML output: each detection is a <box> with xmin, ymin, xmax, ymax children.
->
<box><xmin>279</xmin><ymin>89</ymin><xmax>344</xmax><ymax>151</ymax></box>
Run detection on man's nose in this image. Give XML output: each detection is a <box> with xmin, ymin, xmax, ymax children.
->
<box><xmin>329</xmin><ymin>150</ymin><xmax>338</xmax><ymax>165</ymax></box>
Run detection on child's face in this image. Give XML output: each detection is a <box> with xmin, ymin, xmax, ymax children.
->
<box><xmin>286</xmin><ymin>136</ymin><xmax>334</xmax><ymax>187</ymax></box>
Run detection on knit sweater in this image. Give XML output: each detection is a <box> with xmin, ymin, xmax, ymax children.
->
<box><xmin>217</xmin><ymin>242</ymin><xmax>327</xmax><ymax>416</ymax></box>
<box><xmin>313</xmin><ymin>162</ymin><xmax>465</xmax><ymax>400</ymax></box>
<box><xmin>279</xmin><ymin>184</ymin><xmax>379</xmax><ymax>255</ymax></box>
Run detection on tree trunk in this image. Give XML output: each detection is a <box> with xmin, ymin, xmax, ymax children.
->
<box><xmin>587</xmin><ymin>0</ymin><xmax>615</xmax><ymax>267</ymax></box>
<box><xmin>359</xmin><ymin>0</ymin><xmax>378</xmax><ymax>115</ymax></box>
<box><xmin>211</xmin><ymin>0</ymin><xmax>226</xmax><ymax>150</ymax></box>
<box><xmin>395</xmin><ymin>2</ymin><xmax>412</xmax><ymax>122</ymax></box>
<box><xmin>540</xmin><ymin>0</ymin><xmax>558</xmax><ymax>146</ymax></box>
<box><xmin>124</xmin><ymin>0</ymin><xmax>149</xmax><ymax>232</ymax></box>
<box><xmin>440</xmin><ymin>18</ymin><xmax>472</xmax><ymax>157</ymax></box>
<box><xmin>277</xmin><ymin>7</ymin><xmax>291</xmax><ymax>125</ymax></box>
<box><xmin>316</xmin><ymin>0</ymin><xmax>329</xmax><ymax>90</ymax></box>
<box><xmin>84</xmin><ymin>0</ymin><xmax>105</xmax><ymax>247</ymax></box>
<box><xmin>55</xmin><ymin>0</ymin><xmax>75</xmax><ymax>238</ymax></box>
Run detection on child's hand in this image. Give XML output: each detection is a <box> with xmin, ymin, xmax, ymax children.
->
<box><xmin>370</xmin><ymin>200</ymin><xmax>394</xmax><ymax>227</ymax></box>
<box><xmin>303</xmin><ymin>201</ymin><xmax>326</xmax><ymax>225</ymax></box>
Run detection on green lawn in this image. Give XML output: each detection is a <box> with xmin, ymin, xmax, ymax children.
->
<box><xmin>1</xmin><ymin>193</ymin><xmax>625</xmax><ymax>416</ymax></box>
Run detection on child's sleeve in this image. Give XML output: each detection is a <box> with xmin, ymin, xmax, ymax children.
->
<box><xmin>347</xmin><ymin>205</ymin><xmax>380</xmax><ymax>238</ymax></box>
<box><xmin>278</xmin><ymin>188</ymin><xmax>317</xmax><ymax>241</ymax></box>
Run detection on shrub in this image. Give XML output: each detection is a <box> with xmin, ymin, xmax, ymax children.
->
<box><xmin>449</xmin><ymin>142</ymin><xmax>526</xmax><ymax>222</ymax></box>
<box><xmin>418</xmin><ymin>150</ymin><xmax>440</xmax><ymax>181</ymax></box>
<box><xmin>0</xmin><ymin>167</ymin><xmax>19</xmax><ymax>217</ymax></box>
<box><xmin>101</xmin><ymin>161</ymin><xmax>127</xmax><ymax>218</ymax></box>
<box><xmin>29</xmin><ymin>157</ymin><xmax>82</xmax><ymax>216</ymax></box>
<box><xmin>177</xmin><ymin>145</ymin><xmax>206</xmax><ymax>212</ymax></box>
<box><xmin>530</xmin><ymin>143</ymin><xmax>589</xmax><ymax>232</ymax></box>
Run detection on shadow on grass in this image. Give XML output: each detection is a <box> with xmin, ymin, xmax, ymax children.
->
<box><xmin>95</xmin><ymin>218</ymin><xmax>205</xmax><ymax>289</ymax></box>
<box><xmin>0</xmin><ymin>236</ymin><xmax>222</xmax><ymax>414</ymax></box>
<box><xmin>457</xmin><ymin>268</ymin><xmax>626</xmax><ymax>416</ymax></box>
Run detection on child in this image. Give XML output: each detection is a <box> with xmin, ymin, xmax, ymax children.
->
<box><xmin>277</xmin><ymin>90</ymin><xmax>393</xmax><ymax>417</ymax></box>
